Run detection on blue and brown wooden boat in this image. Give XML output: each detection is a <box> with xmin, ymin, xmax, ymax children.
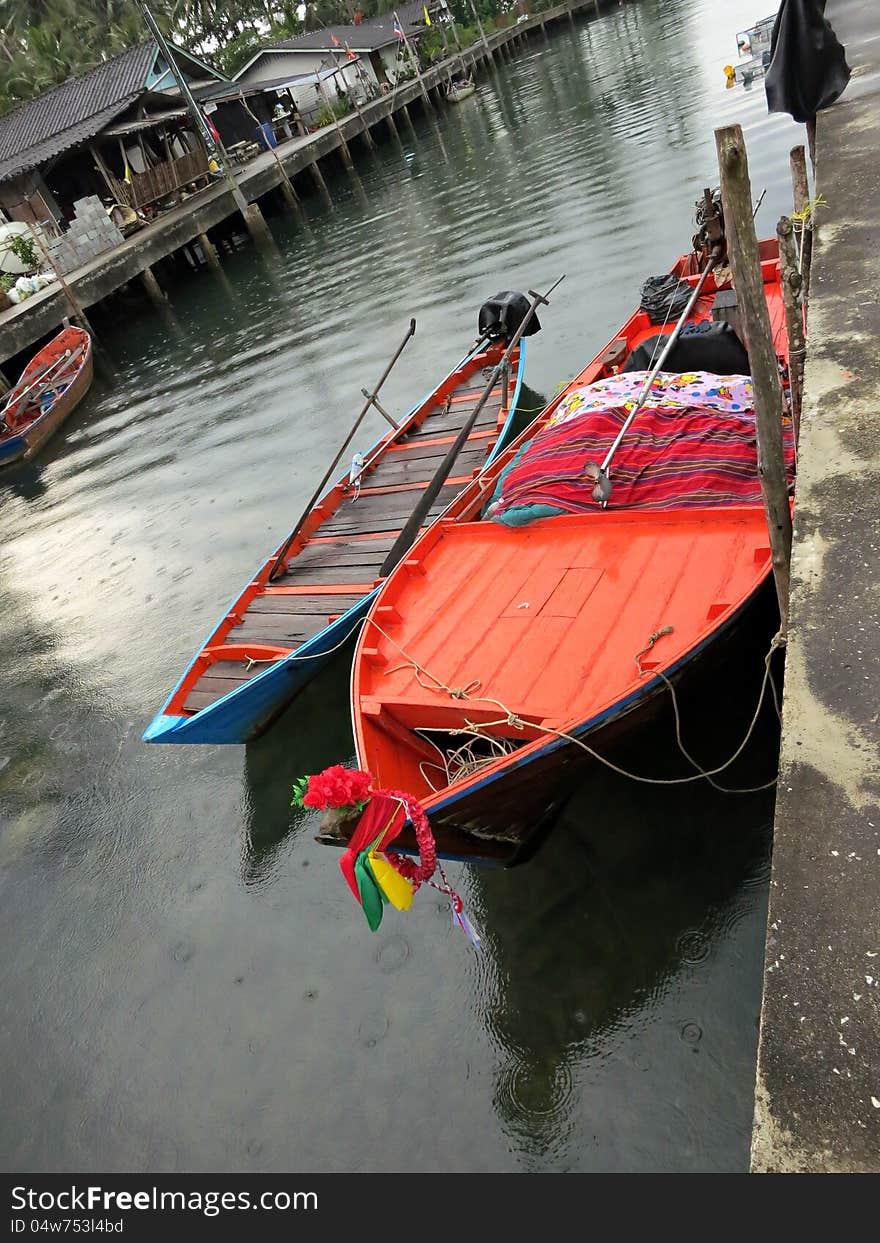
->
<box><xmin>144</xmin><ymin>336</ymin><xmax>527</xmax><ymax>744</ymax></box>
<box><xmin>0</xmin><ymin>325</ymin><xmax>93</xmax><ymax>468</ymax></box>
<box><xmin>345</xmin><ymin>238</ymin><xmax>792</xmax><ymax>864</ymax></box>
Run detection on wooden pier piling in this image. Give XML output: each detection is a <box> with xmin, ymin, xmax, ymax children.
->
<box><xmin>197</xmin><ymin>232</ymin><xmax>221</xmax><ymax>269</ymax></box>
<box><xmin>140</xmin><ymin>265</ymin><xmax>167</xmax><ymax>305</ymax></box>
<box><xmin>776</xmin><ymin>216</ymin><xmax>806</xmax><ymax>443</ymax></box>
<box><xmin>240</xmin><ymin>201</ymin><xmax>273</xmax><ymax>246</ymax></box>
<box><xmin>715</xmin><ymin>124</ymin><xmax>793</xmax><ymax>630</ymax></box>
<box><xmin>790</xmin><ymin>144</ymin><xmax>813</xmax><ymax>308</ymax></box>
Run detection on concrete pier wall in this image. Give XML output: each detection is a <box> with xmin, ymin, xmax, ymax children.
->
<box><xmin>751</xmin><ymin>0</ymin><xmax>880</xmax><ymax>1173</ymax></box>
<box><xmin>0</xmin><ymin>1</ymin><xmax>607</xmax><ymax>368</ymax></box>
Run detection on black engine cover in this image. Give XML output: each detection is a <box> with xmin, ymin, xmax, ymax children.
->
<box><xmin>478</xmin><ymin>291</ymin><xmax>541</xmax><ymax>343</ymax></box>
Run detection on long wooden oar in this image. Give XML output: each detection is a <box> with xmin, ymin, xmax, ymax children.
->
<box><xmin>267</xmin><ymin>318</ymin><xmax>416</xmax><ymax>582</ymax></box>
<box><xmin>380</xmin><ymin>275</ymin><xmax>564</xmax><ymax>578</ymax></box>
<box><xmin>587</xmin><ymin>256</ymin><xmax>718</xmax><ymax>505</ymax></box>
<box><xmin>1</xmin><ymin>348</ymin><xmax>75</xmax><ymax>420</ymax></box>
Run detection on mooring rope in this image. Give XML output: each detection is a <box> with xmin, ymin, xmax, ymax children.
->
<box><xmin>366</xmin><ymin>617</ymin><xmax>785</xmax><ymax>795</ymax></box>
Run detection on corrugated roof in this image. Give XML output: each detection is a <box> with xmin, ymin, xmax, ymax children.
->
<box><xmin>198</xmin><ymin>67</ymin><xmax>348</xmax><ymax>103</ymax></box>
<box><xmin>266</xmin><ymin>8</ymin><xmax>428</xmax><ymax>56</ymax></box>
<box><xmin>267</xmin><ymin>26</ymin><xmax>399</xmax><ymax>53</ymax></box>
<box><xmin>0</xmin><ymin>42</ymin><xmax>156</xmax><ymax>183</ymax></box>
<box><xmin>0</xmin><ymin>39</ymin><xmax>227</xmax><ymax>184</ymax></box>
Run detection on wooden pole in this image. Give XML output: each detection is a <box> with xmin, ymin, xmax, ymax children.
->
<box><xmin>197</xmin><ymin>231</ymin><xmax>221</xmax><ymax>268</ymax></box>
<box><xmin>316</xmin><ymin>74</ymin><xmax>354</xmax><ymax>168</ymax></box>
<box><xmin>776</xmin><ymin>216</ymin><xmax>805</xmax><ymax>445</ymax></box>
<box><xmin>396</xmin><ymin>11</ymin><xmax>432</xmax><ymax>108</ymax></box>
<box><xmin>381</xmin><ymin>276</ymin><xmax>563</xmax><ymax>577</ymax></box>
<box><xmin>140</xmin><ymin>264</ymin><xmax>167</xmax><ymax>305</ymax></box>
<box><xmin>789</xmin><ymin>144</ymin><xmax>813</xmax><ymax>309</ymax></box>
<box><xmin>268</xmin><ymin>319</ymin><xmax>417</xmax><ymax>581</ymax></box>
<box><xmin>235</xmin><ymin>94</ymin><xmax>300</xmax><ymax>210</ymax></box>
<box><xmin>715</xmin><ymin>124</ymin><xmax>792</xmax><ymax>631</ymax></box>
<box><xmin>29</xmin><ymin>224</ymin><xmax>97</xmax><ymax>339</ymax></box>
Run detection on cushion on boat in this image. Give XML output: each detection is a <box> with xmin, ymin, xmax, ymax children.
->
<box><xmin>485</xmin><ymin>370</ymin><xmax>795</xmax><ymax>526</ymax></box>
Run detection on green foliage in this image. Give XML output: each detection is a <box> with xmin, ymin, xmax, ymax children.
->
<box><xmin>0</xmin><ymin>272</ymin><xmax>16</xmax><ymax>293</ymax></box>
<box><xmin>314</xmin><ymin>96</ymin><xmax>350</xmax><ymax>126</ymax></box>
<box><xmin>0</xmin><ymin>0</ymin><xmax>524</xmax><ymax>115</ymax></box>
<box><xmin>6</xmin><ymin>232</ymin><xmax>40</xmax><ymax>269</ymax></box>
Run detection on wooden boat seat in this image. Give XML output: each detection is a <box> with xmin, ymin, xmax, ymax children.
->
<box><xmin>594</xmin><ymin>336</ymin><xmax>630</xmax><ymax>376</ymax></box>
<box><xmin>360</xmin><ymin>694</ymin><xmax>549</xmax><ymax>741</ymax></box>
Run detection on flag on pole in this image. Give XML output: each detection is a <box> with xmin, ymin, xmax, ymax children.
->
<box><xmin>331</xmin><ymin>32</ymin><xmax>340</xmax><ymax>46</ymax></box>
<box><xmin>393</xmin><ymin>17</ymin><xmax>404</xmax><ymax>39</ymax></box>
<box><xmin>423</xmin><ymin>5</ymin><xmax>431</xmax><ymax>24</ymax></box>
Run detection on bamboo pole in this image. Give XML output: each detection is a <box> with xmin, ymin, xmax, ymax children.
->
<box><xmin>715</xmin><ymin>124</ymin><xmax>792</xmax><ymax>631</ymax></box>
<box><xmin>236</xmin><ymin>92</ymin><xmax>300</xmax><ymax>208</ymax></box>
<box><xmin>334</xmin><ymin>48</ymin><xmax>375</xmax><ymax>149</ymax></box>
<box><xmin>29</xmin><ymin>224</ymin><xmax>97</xmax><ymax>339</ymax></box>
<box><xmin>396</xmin><ymin>11</ymin><xmax>432</xmax><ymax>108</ymax></box>
<box><xmin>267</xmin><ymin>319</ymin><xmax>417</xmax><ymax>581</ymax></box>
<box><xmin>776</xmin><ymin>216</ymin><xmax>805</xmax><ymax>445</ymax></box>
<box><xmin>316</xmin><ymin>74</ymin><xmax>354</xmax><ymax>168</ymax></box>
<box><xmin>381</xmin><ymin>275</ymin><xmax>564</xmax><ymax>577</ymax></box>
<box><xmin>465</xmin><ymin>0</ymin><xmax>490</xmax><ymax>55</ymax></box>
<box><xmin>790</xmin><ymin>144</ymin><xmax>813</xmax><ymax>309</ymax></box>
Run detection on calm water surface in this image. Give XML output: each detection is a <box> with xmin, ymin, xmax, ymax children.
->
<box><xmin>0</xmin><ymin>0</ymin><xmax>806</xmax><ymax>1171</ymax></box>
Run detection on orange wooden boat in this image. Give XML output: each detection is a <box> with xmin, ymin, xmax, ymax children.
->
<box><xmin>346</xmin><ymin>239</ymin><xmax>792</xmax><ymax>864</ymax></box>
<box><xmin>0</xmin><ymin>325</ymin><xmax>93</xmax><ymax>467</ymax></box>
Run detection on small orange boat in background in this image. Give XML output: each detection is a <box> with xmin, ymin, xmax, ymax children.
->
<box><xmin>345</xmin><ymin>233</ymin><xmax>792</xmax><ymax>865</ymax></box>
<box><xmin>0</xmin><ymin>324</ymin><xmax>92</xmax><ymax>468</ymax></box>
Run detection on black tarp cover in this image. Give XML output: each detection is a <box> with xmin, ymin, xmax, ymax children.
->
<box><xmin>764</xmin><ymin>0</ymin><xmax>851</xmax><ymax>123</ymax></box>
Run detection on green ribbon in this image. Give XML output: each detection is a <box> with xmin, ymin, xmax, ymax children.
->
<box><xmin>353</xmin><ymin>832</ymin><xmax>389</xmax><ymax>932</ymax></box>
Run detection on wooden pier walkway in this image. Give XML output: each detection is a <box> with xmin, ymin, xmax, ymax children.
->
<box><xmin>0</xmin><ymin>0</ymin><xmax>606</xmax><ymax>375</ymax></box>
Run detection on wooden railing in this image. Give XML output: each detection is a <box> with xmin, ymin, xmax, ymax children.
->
<box><xmin>109</xmin><ymin>148</ymin><xmax>211</xmax><ymax>210</ymax></box>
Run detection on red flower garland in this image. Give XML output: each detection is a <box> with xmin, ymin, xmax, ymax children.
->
<box><xmin>382</xmin><ymin>789</ymin><xmax>436</xmax><ymax>887</ymax></box>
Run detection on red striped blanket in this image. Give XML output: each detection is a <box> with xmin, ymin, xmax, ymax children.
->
<box><xmin>487</xmin><ymin>371</ymin><xmax>795</xmax><ymax>525</ymax></box>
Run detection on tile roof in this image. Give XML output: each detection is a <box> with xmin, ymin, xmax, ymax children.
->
<box><xmin>267</xmin><ymin>6</ymin><xmax>429</xmax><ymax>55</ymax></box>
<box><xmin>267</xmin><ymin>26</ymin><xmax>400</xmax><ymax>53</ymax></box>
<box><xmin>0</xmin><ymin>42</ymin><xmax>157</xmax><ymax>183</ymax></box>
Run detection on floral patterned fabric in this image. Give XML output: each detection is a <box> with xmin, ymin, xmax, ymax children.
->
<box><xmin>487</xmin><ymin>370</ymin><xmax>795</xmax><ymax>525</ymax></box>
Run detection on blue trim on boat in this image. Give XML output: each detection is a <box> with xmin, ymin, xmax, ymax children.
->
<box><xmin>0</xmin><ymin>434</ymin><xmax>25</xmax><ymax>464</ymax></box>
<box><xmin>143</xmin><ymin>340</ymin><xmax>527</xmax><ymax>745</ymax></box>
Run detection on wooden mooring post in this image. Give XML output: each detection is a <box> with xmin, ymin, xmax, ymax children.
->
<box><xmin>776</xmin><ymin>216</ymin><xmax>806</xmax><ymax>444</ymax></box>
<box><xmin>790</xmin><ymin>144</ymin><xmax>813</xmax><ymax>309</ymax></box>
<box><xmin>237</xmin><ymin>93</ymin><xmax>301</xmax><ymax>209</ymax></box>
<box><xmin>715</xmin><ymin>123</ymin><xmax>793</xmax><ymax>631</ymax></box>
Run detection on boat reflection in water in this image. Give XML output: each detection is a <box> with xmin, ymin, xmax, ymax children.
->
<box><xmin>241</xmin><ymin>641</ymin><xmax>357</xmax><ymax>889</ymax></box>
<box><xmin>467</xmin><ymin>623</ymin><xmax>780</xmax><ymax>1167</ymax></box>
<box><xmin>243</xmin><ymin>586</ymin><xmax>779</xmax><ymax>1168</ymax></box>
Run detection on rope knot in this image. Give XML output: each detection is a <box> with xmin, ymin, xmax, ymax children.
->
<box><xmin>448</xmin><ymin>679</ymin><xmax>481</xmax><ymax>700</ymax></box>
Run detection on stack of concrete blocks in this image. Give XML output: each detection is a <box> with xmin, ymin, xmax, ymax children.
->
<box><xmin>47</xmin><ymin>196</ymin><xmax>125</xmax><ymax>276</ymax></box>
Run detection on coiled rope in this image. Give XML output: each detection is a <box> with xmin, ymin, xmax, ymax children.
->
<box><xmin>367</xmin><ymin>618</ymin><xmax>785</xmax><ymax>795</ymax></box>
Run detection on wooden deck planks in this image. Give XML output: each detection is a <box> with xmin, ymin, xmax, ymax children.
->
<box><xmin>180</xmin><ymin>354</ymin><xmax>514</xmax><ymax>716</ymax></box>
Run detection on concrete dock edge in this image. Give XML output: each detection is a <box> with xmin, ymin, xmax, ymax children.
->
<box><xmin>750</xmin><ymin>0</ymin><xmax>880</xmax><ymax>1173</ymax></box>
